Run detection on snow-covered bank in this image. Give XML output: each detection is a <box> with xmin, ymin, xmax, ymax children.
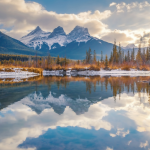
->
<box><xmin>43</xmin><ymin>69</ymin><xmax>150</xmax><ymax>77</ymax></box>
<box><xmin>43</xmin><ymin>70</ymin><xmax>66</xmax><ymax>76</ymax></box>
<box><xmin>0</xmin><ymin>68</ymin><xmax>40</xmax><ymax>81</ymax></box>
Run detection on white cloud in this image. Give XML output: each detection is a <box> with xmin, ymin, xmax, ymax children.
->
<box><xmin>109</xmin><ymin>128</ymin><xmax>129</xmax><ymax>138</ymax></box>
<box><xmin>84</xmin><ymin>1</ymin><xmax>150</xmax><ymax>46</ymax></box>
<box><xmin>106</xmin><ymin>147</ymin><xmax>113</xmax><ymax>150</ymax></box>
<box><xmin>0</xmin><ymin>0</ymin><xmax>150</xmax><ymax>49</ymax></box>
<box><xmin>0</xmin><ymin>0</ymin><xmax>111</xmax><ymax>39</ymax></box>
<box><xmin>115</xmin><ymin>1</ymin><xmax>150</xmax><ymax>13</ymax></box>
<box><xmin>107</xmin><ymin>1</ymin><xmax>150</xmax><ymax>31</ymax></box>
<box><xmin>101</xmin><ymin>30</ymin><xmax>134</xmax><ymax>46</ymax></box>
<box><xmin>109</xmin><ymin>2</ymin><xmax>116</xmax><ymax>7</ymax></box>
<box><xmin>116</xmin><ymin>129</ymin><xmax>130</xmax><ymax>137</ymax></box>
<box><xmin>110</xmin><ymin>133</ymin><xmax>116</xmax><ymax>137</ymax></box>
<box><xmin>140</xmin><ymin>141</ymin><xmax>149</xmax><ymax>148</ymax></box>
<box><xmin>128</xmin><ymin>140</ymin><xmax>132</xmax><ymax>145</ymax></box>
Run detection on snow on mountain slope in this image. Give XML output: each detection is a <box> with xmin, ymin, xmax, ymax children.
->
<box><xmin>21</xmin><ymin>26</ymin><xmax>94</xmax><ymax>50</ymax></box>
<box><xmin>21</xmin><ymin>26</ymin><xmax>68</xmax><ymax>50</ymax></box>
<box><xmin>45</xmin><ymin>26</ymin><xmax>67</xmax><ymax>49</ymax></box>
<box><xmin>20</xmin><ymin>26</ymin><xmax>51</xmax><ymax>49</ymax></box>
<box><xmin>48</xmin><ymin>26</ymin><xmax>66</xmax><ymax>38</ymax></box>
<box><xmin>22</xmin><ymin>92</ymin><xmax>92</xmax><ymax>115</ymax></box>
<box><xmin>67</xmin><ymin>26</ymin><xmax>91</xmax><ymax>43</ymax></box>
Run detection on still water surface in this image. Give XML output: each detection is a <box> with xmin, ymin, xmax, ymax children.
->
<box><xmin>0</xmin><ymin>76</ymin><xmax>150</xmax><ymax>150</ymax></box>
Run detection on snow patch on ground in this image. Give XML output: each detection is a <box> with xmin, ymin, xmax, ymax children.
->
<box><xmin>43</xmin><ymin>69</ymin><xmax>150</xmax><ymax>77</ymax></box>
<box><xmin>0</xmin><ymin>68</ymin><xmax>39</xmax><ymax>82</ymax></box>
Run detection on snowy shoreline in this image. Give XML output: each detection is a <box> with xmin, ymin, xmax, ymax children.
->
<box><xmin>0</xmin><ymin>68</ymin><xmax>40</xmax><ymax>81</ymax></box>
<box><xmin>43</xmin><ymin>69</ymin><xmax>150</xmax><ymax>77</ymax></box>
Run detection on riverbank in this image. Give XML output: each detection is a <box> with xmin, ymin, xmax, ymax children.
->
<box><xmin>43</xmin><ymin>69</ymin><xmax>150</xmax><ymax>77</ymax></box>
<box><xmin>0</xmin><ymin>67</ymin><xmax>42</xmax><ymax>82</ymax></box>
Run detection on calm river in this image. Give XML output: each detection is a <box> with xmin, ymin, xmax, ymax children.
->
<box><xmin>0</xmin><ymin>76</ymin><xmax>150</xmax><ymax>150</ymax></box>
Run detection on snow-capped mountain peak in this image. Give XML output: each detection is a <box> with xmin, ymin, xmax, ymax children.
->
<box><xmin>20</xmin><ymin>26</ymin><xmax>51</xmax><ymax>48</ymax></box>
<box><xmin>48</xmin><ymin>26</ymin><xmax>66</xmax><ymax>38</ymax></box>
<box><xmin>67</xmin><ymin>26</ymin><xmax>91</xmax><ymax>43</ymax></box>
<box><xmin>21</xmin><ymin>25</ymin><xmax>93</xmax><ymax>51</ymax></box>
<box><xmin>72</xmin><ymin>26</ymin><xmax>89</xmax><ymax>35</ymax></box>
<box><xmin>26</xmin><ymin>26</ymin><xmax>43</xmax><ymax>37</ymax></box>
<box><xmin>19</xmin><ymin>25</ymin><xmax>115</xmax><ymax>59</ymax></box>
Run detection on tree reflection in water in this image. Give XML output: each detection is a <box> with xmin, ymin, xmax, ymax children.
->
<box><xmin>39</xmin><ymin>76</ymin><xmax>150</xmax><ymax>102</ymax></box>
<box><xmin>1</xmin><ymin>75</ymin><xmax>150</xmax><ymax>108</ymax></box>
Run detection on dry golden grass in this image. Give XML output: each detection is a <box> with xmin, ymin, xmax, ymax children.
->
<box><xmin>89</xmin><ymin>65</ymin><xmax>100</xmax><ymax>71</ymax></box>
<box><xmin>0</xmin><ymin>65</ymin><xmax>43</xmax><ymax>75</ymax></box>
<box><xmin>108</xmin><ymin>63</ymin><xmax>150</xmax><ymax>71</ymax></box>
<box><xmin>0</xmin><ymin>65</ymin><xmax>43</xmax><ymax>84</ymax></box>
<box><xmin>121</xmin><ymin>65</ymin><xmax>131</xmax><ymax>71</ymax></box>
<box><xmin>1</xmin><ymin>62</ymin><xmax>150</xmax><ymax>74</ymax></box>
<box><xmin>139</xmin><ymin>65</ymin><xmax>150</xmax><ymax>71</ymax></box>
<box><xmin>70</xmin><ymin>65</ymin><xmax>88</xmax><ymax>71</ymax></box>
<box><xmin>45</xmin><ymin>64</ymin><xmax>94</xmax><ymax>71</ymax></box>
<box><xmin>0</xmin><ymin>66</ymin><xmax>14</xmax><ymax>72</ymax></box>
<box><xmin>25</xmin><ymin>68</ymin><xmax>43</xmax><ymax>75</ymax></box>
<box><xmin>67</xmin><ymin>64</ymin><xmax>100</xmax><ymax>71</ymax></box>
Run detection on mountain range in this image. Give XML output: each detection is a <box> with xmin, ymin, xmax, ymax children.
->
<box><xmin>20</xmin><ymin>26</ymin><xmax>115</xmax><ymax>59</ymax></box>
<box><xmin>0</xmin><ymin>31</ymin><xmax>43</xmax><ymax>56</ymax></box>
<box><xmin>0</xmin><ymin>26</ymin><xmax>135</xmax><ymax>59</ymax></box>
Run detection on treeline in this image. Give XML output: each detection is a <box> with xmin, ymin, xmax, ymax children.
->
<box><xmin>44</xmin><ymin>54</ymin><xmax>75</xmax><ymax>70</ymax></box>
<box><xmin>0</xmin><ymin>53</ymin><xmax>74</xmax><ymax>69</ymax></box>
<box><xmin>1</xmin><ymin>38</ymin><xmax>150</xmax><ymax>70</ymax></box>
<box><xmin>109</xmin><ymin>40</ymin><xmax>150</xmax><ymax>66</ymax></box>
<box><xmin>0</xmin><ymin>54</ymin><xmax>38</xmax><ymax>61</ymax></box>
<box><xmin>84</xmin><ymin>39</ymin><xmax>150</xmax><ymax>70</ymax></box>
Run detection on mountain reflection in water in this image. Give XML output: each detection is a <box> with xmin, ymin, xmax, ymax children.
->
<box><xmin>0</xmin><ymin>76</ymin><xmax>150</xmax><ymax>150</ymax></box>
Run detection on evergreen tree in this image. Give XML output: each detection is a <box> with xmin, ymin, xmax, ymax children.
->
<box><xmin>93</xmin><ymin>50</ymin><xmax>97</xmax><ymax>64</ymax></box>
<box><xmin>118</xmin><ymin>43</ymin><xmax>122</xmax><ymax>64</ymax></box>
<box><xmin>136</xmin><ymin>43</ymin><xmax>142</xmax><ymax>64</ymax></box>
<box><xmin>101</xmin><ymin>51</ymin><xmax>103</xmax><ymax>63</ymax></box>
<box><xmin>10</xmin><ymin>58</ymin><xmax>13</xmax><ymax>64</ymax></box>
<box><xmin>112</xmin><ymin>40</ymin><xmax>118</xmax><ymax>63</ymax></box>
<box><xmin>64</xmin><ymin>56</ymin><xmax>67</xmax><ymax>66</ymax></box>
<box><xmin>35</xmin><ymin>49</ymin><xmax>37</xmax><ymax>68</ymax></box>
<box><xmin>28</xmin><ymin>55</ymin><xmax>32</xmax><ymax>67</ymax></box>
<box><xmin>56</xmin><ymin>55</ymin><xmax>60</xmax><ymax>65</ymax></box>
<box><xmin>127</xmin><ymin>50</ymin><xmax>130</xmax><ymax>62</ymax></box>
<box><xmin>109</xmin><ymin>52</ymin><xmax>113</xmax><ymax>63</ymax></box>
<box><xmin>142</xmin><ymin>48</ymin><xmax>146</xmax><ymax>63</ymax></box>
<box><xmin>131</xmin><ymin>48</ymin><xmax>135</xmax><ymax>62</ymax></box>
<box><xmin>47</xmin><ymin>52</ymin><xmax>51</xmax><ymax>69</ymax></box>
<box><xmin>122</xmin><ymin>50</ymin><xmax>124</xmax><ymax>62</ymax></box>
<box><xmin>97</xmin><ymin>60</ymin><xmax>100</xmax><ymax>67</ymax></box>
<box><xmin>146</xmin><ymin>47</ymin><xmax>149</xmax><ymax>61</ymax></box>
<box><xmin>105</xmin><ymin>55</ymin><xmax>109</xmax><ymax>68</ymax></box>
<box><xmin>86</xmin><ymin>50</ymin><xmax>88</xmax><ymax>63</ymax></box>
<box><xmin>86</xmin><ymin>48</ymin><xmax>92</xmax><ymax>64</ymax></box>
<box><xmin>124</xmin><ymin>55</ymin><xmax>127</xmax><ymax>62</ymax></box>
<box><xmin>148</xmin><ymin>39</ymin><xmax>150</xmax><ymax>62</ymax></box>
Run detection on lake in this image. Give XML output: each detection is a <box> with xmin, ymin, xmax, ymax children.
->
<box><xmin>0</xmin><ymin>76</ymin><xmax>150</xmax><ymax>150</ymax></box>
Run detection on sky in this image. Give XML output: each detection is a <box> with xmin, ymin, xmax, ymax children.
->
<box><xmin>0</xmin><ymin>0</ymin><xmax>150</xmax><ymax>46</ymax></box>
